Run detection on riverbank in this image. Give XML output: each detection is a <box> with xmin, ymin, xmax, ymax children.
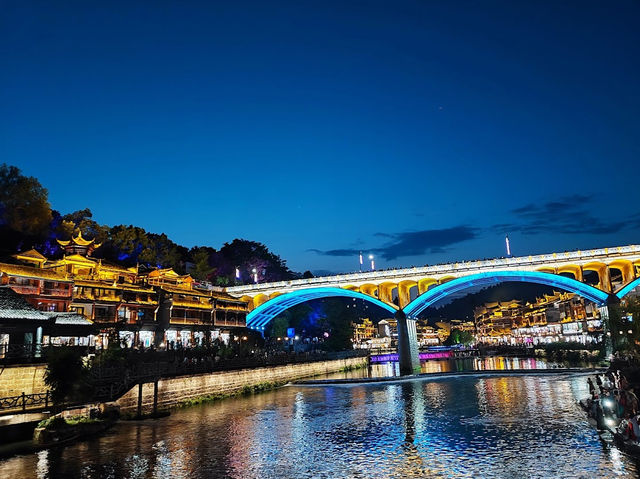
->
<box><xmin>116</xmin><ymin>355</ymin><xmax>369</xmax><ymax>415</ymax></box>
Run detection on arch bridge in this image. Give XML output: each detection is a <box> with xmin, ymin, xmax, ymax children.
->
<box><xmin>225</xmin><ymin>244</ymin><xmax>640</xmax><ymax>374</ymax></box>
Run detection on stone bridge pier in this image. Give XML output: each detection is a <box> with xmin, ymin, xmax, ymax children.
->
<box><xmin>396</xmin><ymin>309</ymin><xmax>421</xmax><ymax>375</ymax></box>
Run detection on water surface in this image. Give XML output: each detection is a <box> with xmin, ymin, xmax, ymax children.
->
<box><xmin>1</xmin><ymin>370</ymin><xmax>636</xmax><ymax>478</ymax></box>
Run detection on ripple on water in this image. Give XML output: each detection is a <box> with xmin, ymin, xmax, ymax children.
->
<box><xmin>0</xmin><ymin>373</ymin><xmax>639</xmax><ymax>478</ymax></box>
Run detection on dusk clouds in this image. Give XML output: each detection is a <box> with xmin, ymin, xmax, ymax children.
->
<box><xmin>494</xmin><ymin>195</ymin><xmax>637</xmax><ymax>236</ymax></box>
<box><xmin>311</xmin><ymin>195</ymin><xmax>640</xmax><ymax>262</ymax></box>
<box><xmin>309</xmin><ymin>226</ymin><xmax>478</xmax><ymax>260</ymax></box>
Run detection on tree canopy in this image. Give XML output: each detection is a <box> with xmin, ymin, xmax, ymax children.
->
<box><xmin>0</xmin><ymin>164</ymin><xmax>299</xmax><ymax>283</ymax></box>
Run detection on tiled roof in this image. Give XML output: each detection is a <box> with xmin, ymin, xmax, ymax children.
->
<box><xmin>212</xmin><ymin>291</ymin><xmax>247</xmax><ymax>303</ymax></box>
<box><xmin>0</xmin><ymin>287</ymin><xmax>50</xmax><ymax>320</ymax></box>
<box><xmin>160</xmin><ymin>285</ymin><xmax>213</xmax><ymax>297</ymax></box>
<box><xmin>120</xmin><ymin>284</ymin><xmax>155</xmax><ymax>294</ymax></box>
<box><xmin>0</xmin><ymin>263</ymin><xmax>70</xmax><ymax>281</ymax></box>
<box><xmin>44</xmin><ymin>312</ymin><xmax>93</xmax><ymax>326</ymax></box>
<box><xmin>74</xmin><ymin>279</ymin><xmax>118</xmax><ymax>289</ymax></box>
<box><xmin>14</xmin><ymin>249</ymin><xmax>47</xmax><ymax>261</ymax></box>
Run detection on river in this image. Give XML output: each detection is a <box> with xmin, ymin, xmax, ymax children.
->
<box><xmin>0</xmin><ymin>359</ymin><xmax>637</xmax><ymax>478</ymax></box>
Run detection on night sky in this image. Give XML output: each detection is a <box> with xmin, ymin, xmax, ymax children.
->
<box><xmin>2</xmin><ymin>1</ymin><xmax>639</xmax><ymax>274</ymax></box>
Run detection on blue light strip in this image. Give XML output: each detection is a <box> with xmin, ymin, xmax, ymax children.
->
<box><xmin>403</xmin><ymin>270</ymin><xmax>610</xmax><ymax>318</ymax></box>
<box><xmin>246</xmin><ymin>287</ymin><xmax>398</xmax><ymax>330</ymax></box>
<box><xmin>616</xmin><ymin>277</ymin><xmax>640</xmax><ymax>299</ymax></box>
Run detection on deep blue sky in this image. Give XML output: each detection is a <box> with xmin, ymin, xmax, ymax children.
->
<box><xmin>2</xmin><ymin>1</ymin><xmax>639</xmax><ymax>274</ymax></box>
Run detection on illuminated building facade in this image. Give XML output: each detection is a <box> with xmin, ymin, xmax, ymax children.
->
<box><xmin>0</xmin><ymin>234</ymin><xmax>249</xmax><ymax>349</ymax></box>
<box><xmin>351</xmin><ymin>318</ymin><xmax>376</xmax><ymax>345</ymax></box>
<box><xmin>372</xmin><ymin>317</ymin><xmax>442</xmax><ymax>347</ymax></box>
<box><xmin>474</xmin><ymin>291</ymin><xmax>601</xmax><ymax>345</ymax></box>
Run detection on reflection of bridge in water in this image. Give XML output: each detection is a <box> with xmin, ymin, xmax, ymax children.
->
<box><xmin>225</xmin><ymin>244</ymin><xmax>640</xmax><ymax>374</ymax></box>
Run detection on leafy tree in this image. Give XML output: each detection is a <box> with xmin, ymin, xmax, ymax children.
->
<box><xmin>213</xmin><ymin>239</ymin><xmax>296</xmax><ymax>284</ymax></box>
<box><xmin>271</xmin><ymin>316</ymin><xmax>289</xmax><ymax>339</ymax></box>
<box><xmin>102</xmin><ymin>225</ymin><xmax>151</xmax><ymax>266</ymax></box>
<box><xmin>0</xmin><ymin>164</ymin><xmax>52</xmax><ymax>236</ymax></box>
<box><xmin>444</xmin><ymin>328</ymin><xmax>474</xmax><ymax>346</ymax></box>
<box><xmin>44</xmin><ymin>347</ymin><xmax>90</xmax><ymax>409</ymax></box>
<box><xmin>147</xmin><ymin>232</ymin><xmax>188</xmax><ymax>273</ymax></box>
<box><xmin>316</xmin><ymin>298</ymin><xmax>359</xmax><ymax>351</ymax></box>
<box><xmin>57</xmin><ymin>208</ymin><xmax>109</xmax><ymax>243</ymax></box>
<box><xmin>190</xmin><ymin>247</ymin><xmax>214</xmax><ymax>281</ymax></box>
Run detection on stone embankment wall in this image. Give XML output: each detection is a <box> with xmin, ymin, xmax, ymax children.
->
<box><xmin>0</xmin><ymin>364</ymin><xmax>48</xmax><ymax>397</ymax></box>
<box><xmin>117</xmin><ymin>356</ymin><xmax>367</xmax><ymax>413</ymax></box>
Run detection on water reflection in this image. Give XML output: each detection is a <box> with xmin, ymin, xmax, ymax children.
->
<box><xmin>2</xmin><ymin>373</ymin><xmax>639</xmax><ymax>478</ymax></box>
<box><xmin>323</xmin><ymin>356</ymin><xmax>554</xmax><ymax>381</ymax></box>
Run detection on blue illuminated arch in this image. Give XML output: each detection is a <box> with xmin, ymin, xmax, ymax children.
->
<box><xmin>617</xmin><ymin>277</ymin><xmax>640</xmax><ymax>300</ymax></box>
<box><xmin>246</xmin><ymin>287</ymin><xmax>398</xmax><ymax>331</ymax></box>
<box><xmin>403</xmin><ymin>270</ymin><xmax>610</xmax><ymax>318</ymax></box>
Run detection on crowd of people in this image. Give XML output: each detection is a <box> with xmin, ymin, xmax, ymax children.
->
<box><xmin>584</xmin><ymin>371</ymin><xmax>640</xmax><ymax>441</ymax></box>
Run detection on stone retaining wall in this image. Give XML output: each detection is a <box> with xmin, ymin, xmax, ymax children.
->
<box><xmin>116</xmin><ymin>356</ymin><xmax>367</xmax><ymax>413</ymax></box>
<box><xmin>0</xmin><ymin>364</ymin><xmax>48</xmax><ymax>398</ymax></box>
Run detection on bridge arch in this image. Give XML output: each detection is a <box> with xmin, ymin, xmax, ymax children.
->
<box><xmin>246</xmin><ymin>287</ymin><xmax>398</xmax><ymax>331</ymax></box>
<box><xmin>402</xmin><ymin>270</ymin><xmax>611</xmax><ymax>318</ymax></box>
<box><xmin>617</xmin><ymin>277</ymin><xmax>640</xmax><ymax>300</ymax></box>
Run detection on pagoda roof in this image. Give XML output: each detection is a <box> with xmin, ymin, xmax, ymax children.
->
<box><xmin>0</xmin><ymin>263</ymin><xmax>71</xmax><ymax>281</ymax></box>
<box><xmin>55</xmin><ymin>254</ymin><xmax>98</xmax><ymax>266</ymax></box>
<box><xmin>0</xmin><ymin>287</ymin><xmax>50</xmax><ymax>320</ymax></box>
<box><xmin>57</xmin><ymin>231</ymin><xmax>102</xmax><ymax>248</ymax></box>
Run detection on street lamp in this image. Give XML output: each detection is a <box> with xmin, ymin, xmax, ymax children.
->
<box><xmin>369</xmin><ymin>254</ymin><xmax>375</xmax><ymax>271</ymax></box>
<box><xmin>252</xmin><ymin>268</ymin><xmax>258</xmax><ymax>283</ymax></box>
<box><xmin>359</xmin><ymin>251</ymin><xmax>363</xmax><ymax>272</ymax></box>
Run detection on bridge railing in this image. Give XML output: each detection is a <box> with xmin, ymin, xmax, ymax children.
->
<box><xmin>0</xmin><ymin>391</ymin><xmax>50</xmax><ymax>414</ymax></box>
<box><xmin>226</xmin><ymin>244</ymin><xmax>640</xmax><ymax>293</ymax></box>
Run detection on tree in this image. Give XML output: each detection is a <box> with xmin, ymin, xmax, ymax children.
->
<box><xmin>0</xmin><ymin>164</ymin><xmax>52</xmax><ymax>237</ymax></box>
<box><xmin>44</xmin><ymin>347</ymin><xmax>90</xmax><ymax>409</ymax></box>
<box><xmin>318</xmin><ymin>298</ymin><xmax>359</xmax><ymax>351</ymax></box>
<box><xmin>213</xmin><ymin>239</ymin><xmax>296</xmax><ymax>284</ymax></box>
<box><xmin>270</xmin><ymin>316</ymin><xmax>290</xmax><ymax>339</ymax></box>
<box><xmin>190</xmin><ymin>247</ymin><xmax>214</xmax><ymax>281</ymax></box>
<box><xmin>57</xmin><ymin>208</ymin><xmax>109</xmax><ymax>243</ymax></box>
<box><xmin>444</xmin><ymin>328</ymin><xmax>474</xmax><ymax>346</ymax></box>
<box><xmin>102</xmin><ymin>225</ymin><xmax>151</xmax><ymax>266</ymax></box>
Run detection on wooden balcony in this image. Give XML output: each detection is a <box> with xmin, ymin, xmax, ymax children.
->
<box><xmin>42</xmin><ymin>288</ymin><xmax>71</xmax><ymax>297</ymax></box>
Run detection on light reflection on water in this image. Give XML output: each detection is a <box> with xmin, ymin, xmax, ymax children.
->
<box><xmin>324</xmin><ymin>356</ymin><xmax>561</xmax><ymax>380</ymax></box>
<box><xmin>1</xmin><ymin>369</ymin><xmax>638</xmax><ymax>478</ymax></box>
